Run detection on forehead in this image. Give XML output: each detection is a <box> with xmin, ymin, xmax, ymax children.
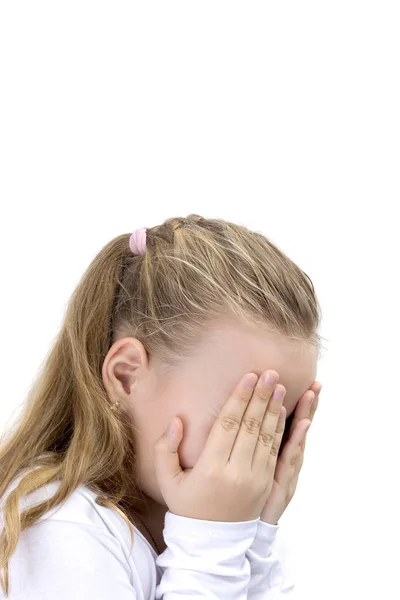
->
<box><xmin>197</xmin><ymin>319</ymin><xmax>318</xmax><ymax>418</ymax></box>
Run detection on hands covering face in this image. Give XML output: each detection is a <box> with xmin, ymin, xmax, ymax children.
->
<box><xmin>262</xmin><ymin>380</ymin><xmax>322</xmax><ymax>525</ymax></box>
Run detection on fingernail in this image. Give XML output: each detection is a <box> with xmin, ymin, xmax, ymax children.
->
<box><xmin>244</xmin><ymin>373</ymin><xmax>258</xmax><ymax>387</ymax></box>
<box><xmin>263</xmin><ymin>371</ymin><xmax>278</xmax><ymax>386</ymax></box>
<box><xmin>273</xmin><ymin>386</ymin><xmax>285</xmax><ymax>401</ymax></box>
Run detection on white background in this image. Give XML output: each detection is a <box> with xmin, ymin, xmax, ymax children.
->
<box><xmin>0</xmin><ymin>2</ymin><xmax>399</xmax><ymax>598</ymax></box>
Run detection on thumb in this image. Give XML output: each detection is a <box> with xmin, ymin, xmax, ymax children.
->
<box><xmin>154</xmin><ymin>417</ymin><xmax>183</xmax><ymax>487</ymax></box>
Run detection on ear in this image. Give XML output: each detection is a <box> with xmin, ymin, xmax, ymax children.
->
<box><xmin>102</xmin><ymin>337</ymin><xmax>149</xmax><ymax>401</ymax></box>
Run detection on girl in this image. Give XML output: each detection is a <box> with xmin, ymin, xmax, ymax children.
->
<box><xmin>0</xmin><ymin>214</ymin><xmax>323</xmax><ymax>599</ymax></box>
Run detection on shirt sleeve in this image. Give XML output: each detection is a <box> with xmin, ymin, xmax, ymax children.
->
<box><xmin>245</xmin><ymin>519</ymin><xmax>296</xmax><ymax>599</ymax></box>
<box><xmin>155</xmin><ymin>511</ymin><xmax>260</xmax><ymax>599</ymax></box>
<box><xmin>6</xmin><ymin>519</ymin><xmax>137</xmax><ymax>600</ymax></box>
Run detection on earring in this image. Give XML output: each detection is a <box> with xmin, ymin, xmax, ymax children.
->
<box><xmin>111</xmin><ymin>400</ymin><xmax>120</xmax><ymax>412</ymax></box>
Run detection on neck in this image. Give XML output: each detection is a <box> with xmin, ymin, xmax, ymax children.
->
<box><xmin>126</xmin><ymin>493</ymin><xmax>168</xmax><ymax>555</ymax></box>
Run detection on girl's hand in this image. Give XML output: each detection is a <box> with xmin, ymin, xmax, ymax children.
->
<box><xmin>259</xmin><ymin>380</ymin><xmax>322</xmax><ymax>525</ymax></box>
<box><xmin>154</xmin><ymin>370</ymin><xmax>287</xmax><ymax>523</ymax></box>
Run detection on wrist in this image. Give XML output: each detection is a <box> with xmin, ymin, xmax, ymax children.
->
<box><xmin>261</xmin><ymin>519</ymin><xmax>278</xmax><ymax>526</ymax></box>
<box><xmin>260</xmin><ymin>512</ymin><xmax>279</xmax><ymax>526</ymax></box>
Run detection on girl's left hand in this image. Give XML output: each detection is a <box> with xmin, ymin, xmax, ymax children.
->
<box><xmin>259</xmin><ymin>380</ymin><xmax>322</xmax><ymax>525</ymax></box>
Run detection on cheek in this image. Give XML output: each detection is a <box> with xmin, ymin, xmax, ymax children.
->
<box><xmin>177</xmin><ymin>422</ymin><xmax>211</xmax><ymax>470</ymax></box>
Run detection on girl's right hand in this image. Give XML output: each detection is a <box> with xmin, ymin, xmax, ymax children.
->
<box><xmin>153</xmin><ymin>370</ymin><xmax>287</xmax><ymax>522</ymax></box>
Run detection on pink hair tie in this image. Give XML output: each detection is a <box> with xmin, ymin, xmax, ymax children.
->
<box><xmin>129</xmin><ymin>227</ymin><xmax>148</xmax><ymax>255</ymax></box>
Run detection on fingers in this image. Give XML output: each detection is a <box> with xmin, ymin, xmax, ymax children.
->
<box><xmin>228</xmin><ymin>372</ymin><xmax>282</xmax><ymax>467</ymax></box>
<box><xmin>257</xmin><ymin>403</ymin><xmax>286</xmax><ymax>477</ymax></box>
<box><xmin>275</xmin><ymin>418</ymin><xmax>311</xmax><ymax>490</ymax></box>
<box><xmin>309</xmin><ymin>392</ymin><xmax>320</xmax><ymax>420</ymax></box>
<box><xmin>310</xmin><ymin>381</ymin><xmax>323</xmax><ymax>396</ymax></box>
<box><xmin>201</xmin><ymin>371</ymin><xmax>260</xmax><ymax>467</ymax></box>
<box><xmin>288</xmin><ymin>391</ymin><xmax>314</xmax><ymax>438</ymax></box>
<box><xmin>270</xmin><ymin>384</ymin><xmax>321</xmax><ymax>505</ymax></box>
<box><xmin>289</xmin><ymin>420</ymin><xmax>310</xmax><ymax>469</ymax></box>
<box><xmin>290</xmin><ymin>419</ymin><xmax>311</xmax><ymax>462</ymax></box>
<box><xmin>201</xmin><ymin>372</ymin><xmax>320</xmax><ymax>477</ymax></box>
<box><xmin>288</xmin><ymin>382</ymin><xmax>321</xmax><ymax>438</ymax></box>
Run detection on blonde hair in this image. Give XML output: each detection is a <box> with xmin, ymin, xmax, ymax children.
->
<box><xmin>0</xmin><ymin>214</ymin><xmax>323</xmax><ymax>595</ymax></box>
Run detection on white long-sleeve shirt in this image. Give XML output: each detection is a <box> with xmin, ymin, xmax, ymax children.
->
<box><xmin>0</xmin><ymin>466</ymin><xmax>295</xmax><ymax>599</ymax></box>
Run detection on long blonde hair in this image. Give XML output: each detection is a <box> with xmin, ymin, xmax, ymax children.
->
<box><xmin>0</xmin><ymin>214</ymin><xmax>323</xmax><ymax>596</ymax></box>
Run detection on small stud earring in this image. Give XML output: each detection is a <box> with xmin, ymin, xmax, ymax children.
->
<box><xmin>111</xmin><ymin>400</ymin><xmax>120</xmax><ymax>411</ymax></box>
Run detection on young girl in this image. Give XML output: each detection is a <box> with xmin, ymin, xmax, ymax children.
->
<box><xmin>0</xmin><ymin>214</ymin><xmax>323</xmax><ymax>599</ymax></box>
